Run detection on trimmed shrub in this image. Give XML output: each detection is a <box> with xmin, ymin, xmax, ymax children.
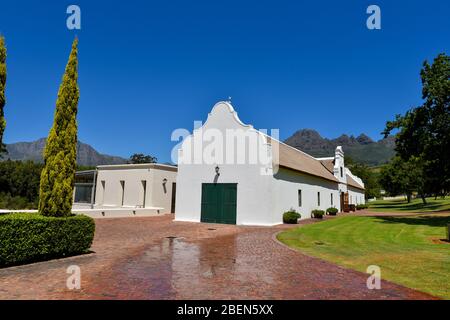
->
<box><xmin>283</xmin><ymin>210</ymin><xmax>301</xmax><ymax>224</ymax></box>
<box><xmin>311</xmin><ymin>209</ymin><xmax>325</xmax><ymax>219</ymax></box>
<box><xmin>326</xmin><ymin>207</ymin><xmax>338</xmax><ymax>215</ymax></box>
<box><xmin>0</xmin><ymin>213</ymin><xmax>95</xmax><ymax>267</ymax></box>
<box><xmin>356</xmin><ymin>204</ymin><xmax>369</xmax><ymax>210</ymax></box>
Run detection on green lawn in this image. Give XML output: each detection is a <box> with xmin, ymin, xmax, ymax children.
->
<box><xmin>368</xmin><ymin>196</ymin><xmax>450</xmax><ymax>213</ymax></box>
<box><xmin>277</xmin><ymin>214</ymin><xmax>450</xmax><ymax>299</ymax></box>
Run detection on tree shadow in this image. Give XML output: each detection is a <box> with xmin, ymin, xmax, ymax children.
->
<box><xmin>370</xmin><ymin>201</ymin><xmax>447</xmax><ymax>212</ymax></box>
<box><xmin>376</xmin><ymin>215</ymin><xmax>450</xmax><ymax>227</ymax></box>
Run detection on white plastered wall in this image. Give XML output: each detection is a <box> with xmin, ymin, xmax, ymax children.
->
<box><xmin>272</xmin><ymin>168</ymin><xmax>340</xmax><ymax>221</ymax></box>
<box><xmin>175</xmin><ymin>101</ymin><xmax>276</xmax><ymax>226</ymax></box>
<box><xmin>94</xmin><ymin>166</ymin><xmax>177</xmax><ymax>213</ymax></box>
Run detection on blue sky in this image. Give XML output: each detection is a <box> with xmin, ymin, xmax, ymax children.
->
<box><xmin>1</xmin><ymin>0</ymin><xmax>449</xmax><ymax>162</ymax></box>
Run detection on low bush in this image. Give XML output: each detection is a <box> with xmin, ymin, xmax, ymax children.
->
<box><xmin>356</xmin><ymin>204</ymin><xmax>369</xmax><ymax>210</ymax></box>
<box><xmin>326</xmin><ymin>207</ymin><xmax>338</xmax><ymax>215</ymax></box>
<box><xmin>311</xmin><ymin>209</ymin><xmax>325</xmax><ymax>219</ymax></box>
<box><xmin>283</xmin><ymin>210</ymin><xmax>301</xmax><ymax>224</ymax></box>
<box><xmin>0</xmin><ymin>213</ymin><xmax>95</xmax><ymax>267</ymax></box>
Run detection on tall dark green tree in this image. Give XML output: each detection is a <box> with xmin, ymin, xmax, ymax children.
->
<box><xmin>0</xmin><ymin>35</ymin><xmax>6</xmax><ymax>155</ymax></box>
<box><xmin>39</xmin><ymin>39</ymin><xmax>79</xmax><ymax>216</ymax></box>
<box><xmin>383</xmin><ymin>53</ymin><xmax>450</xmax><ymax>202</ymax></box>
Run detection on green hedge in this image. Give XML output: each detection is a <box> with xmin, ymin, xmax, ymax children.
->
<box><xmin>311</xmin><ymin>209</ymin><xmax>325</xmax><ymax>219</ymax></box>
<box><xmin>356</xmin><ymin>204</ymin><xmax>369</xmax><ymax>210</ymax></box>
<box><xmin>283</xmin><ymin>210</ymin><xmax>301</xmax><ymax>224</ymax></box>
<box><xmin>326</xmin><ymin>207</ymin><xmax>338</xmax><ymax>215</ymax></box>
<box><xmin>0</xmin><ymin>213</ymin><xmax>95</xmax><ymax>267</ymax></box>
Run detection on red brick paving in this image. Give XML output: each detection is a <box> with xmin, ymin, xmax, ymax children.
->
<box><xmin>0</xmin><ymin>214</ymin><xmax>436</xmax><ymax>299</ymax></box>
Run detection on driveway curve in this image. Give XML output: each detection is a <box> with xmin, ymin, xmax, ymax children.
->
<box><xmin>0</xmin><ymin>214</ymin><xmax>435</xmax><ymax>299</ymax></box>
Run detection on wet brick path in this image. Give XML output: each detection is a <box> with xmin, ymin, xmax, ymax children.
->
<box><xmin>0</xmin><ymin>214</ymin><xmax>435</xmax><ymax>299</ymax></box>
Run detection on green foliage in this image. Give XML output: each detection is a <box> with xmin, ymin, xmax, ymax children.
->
<box><xmin>0</xmin><ymin>213</ymin><xmax>95</xmax><ymax>267</ymax></box>
<box><xmin>283</xmin><ymin>210</ymin><xmax>301</xmax><ymax>224</ymax></box>
<box><xmin>0</xmin><ymin>193</ymin><xmax>38</xmax><ymax>210</ymax></box>
<box><xmin>384</xmin><ymin>53</ymin><xmax>450</xmax><ymax>199</ymax></box>
<box><xmin>379</xmin><ymin>156</ymin><xmax>423</xmax><ymax>202</ymax></box>
<box><xmin>356</xmin><ymin>204</ymin><xmax>369</xmax><ymax>210</ymax></box>
<box><xmin>346</xmin><ymin>157</ymin><xmax>381</xmax><ymax>199</ymax></box>
<box><xmin>326</xmin><ymin>207</ymin><xmax>338</xmax><ymax>215</ymax></box>
<box><xmin>0</xmin><ymin>160</ymin><xmax>43</xmax><ymax>206</ymax></box>
<box><xmin>39</xmin><ymin>39</ymin><xmax>79</xmax><ymax>216</ymax></box>
<box><xmin>0</xmin><ymin>36</ymin><xmax>6</xmax><ymax>155</ymax></box>
<box><xmin>311</xmin><ymin>209</ymin><xmax>325</xmax><ymax>219</ymax></box>
<box><xmin>129</xmin><ymin>153</ymin><xmax>157</xmax><ymax>164</ymax></box>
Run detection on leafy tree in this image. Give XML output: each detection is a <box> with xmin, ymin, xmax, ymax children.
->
<box><xmin>0</xmin><ymin>36</ymin><xmax>6</xmax><ymax>155</ymax></box>
<box><xmin>129</xmin><ymin>153</ymin><xmax>157</xmax><ymax>164</ymax></box>
<box><xmin>383</xmin><ymin>53</ymin><xmax>450</xmax><ymax>203</ymax></box>
<box><xmin>345</xmin><ymin>156</ymin><xmax>381</xmax><ymax>199</ymax></box>
<box><xmin>379</xmin><ymin>156</ymin><xmax>424</xmax><ymax>203</ymax></box>
<box><xmin>39</xmin><ymin>39</ymin><xmax>79</xmax><ymax>216</ymax></box>
<box><xmin>0</xmin><ymin>160</ymin><xmax>43</xmax><ymax>209</ymax></box>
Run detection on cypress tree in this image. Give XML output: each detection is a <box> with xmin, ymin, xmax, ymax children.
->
<box><xmin>0</xmin><ymin>35</ymin><xmax>6</xmax><ymax>154</ymax></box>
<box><xmin>39</xmin><ymin>38</ymin><xmax>79</xmax><ymax>216</ymax></box>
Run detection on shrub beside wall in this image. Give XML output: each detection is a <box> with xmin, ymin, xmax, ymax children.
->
<box><xmin>326</xmin><ymin>207</ymin><xmax>338</xmax><ymax>215</ymax></box>
<box><xmin>0</xmin><ymin>213</ymin><xmax>95</xmax><ymax>267</ymax></box>
<box><xmin>311</xmin><ymin>209</ymin><xmax>325</xmax><ymax>219</ymax></box>
<box><xmin>283</xmin><ymin>210</ymin><xmax>301</xmax><ymax>224</ymax></box>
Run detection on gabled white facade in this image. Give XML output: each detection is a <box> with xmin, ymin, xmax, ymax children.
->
<box><xmin>175</xmin><ymin>101</ymin><xmax>365</xmax><ymax>226</ymax></box>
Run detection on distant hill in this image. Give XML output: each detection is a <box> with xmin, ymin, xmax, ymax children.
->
<box><xmin>3</xmin><ymin>138</ymin><xmax>128</xmax><ymax>166</ymax></box>
<box><xmin>284</xmin><ymin>129</ymin><xmax>396</xmax><ymax>166</ymax></box>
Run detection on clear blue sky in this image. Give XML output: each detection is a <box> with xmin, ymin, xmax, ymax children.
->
<box><xmin>1</xmin><ymin>0</ymin><xmax>449</xmax><ymax>162</ymax></box>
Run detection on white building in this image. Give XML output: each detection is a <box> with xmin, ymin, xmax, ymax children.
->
<box><xmin>175</xmin><ymin>101</ymin><xmax>365</xmax><ymax>226</ymax></box>
<box><xmin>74</xmin><ymin>163</ymin><xmax>177</xmax><ymax>218</ymax></box>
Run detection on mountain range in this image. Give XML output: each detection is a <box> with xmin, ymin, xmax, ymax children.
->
<box><xmin>3</xmin><ymin>138</ymin><xmax>127</xmax><ymax>167</ymax></box>
<box><xmin>3</xmin><ymin>130</ymin><xmax>396</xmax><ymax>167</ymax></box>
<box><xmin>284</xmin><ymin>129</ymin><xmax>396</xmax><ymax>166</ymax></box>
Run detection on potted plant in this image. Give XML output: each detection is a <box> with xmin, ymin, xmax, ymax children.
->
<box><xmin>311</xmin><ymin>209</ymin><xmax>325</xmax><ymax>219</ymax></box>
<box><xmin>326</xmin><ymin>207</ymin><xmax>338</xmax><ymax>216</ymax></box>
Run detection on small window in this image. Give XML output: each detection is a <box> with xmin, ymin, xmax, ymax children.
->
<box><xmin>298</xmin><ymin>190</ymin><xmax>302</xmax><ymax>207</ymax></box>
<box><xmin>317</xmin><ymin>191</ymin><xmax>320</xmax><ymax>206</ymax></box>
<box><xmin>340</xmin><ymin>167</ymin><xmax>343</xmax><ymax>177</ymax></box>
<box><xmin>331</xmin><ymin>193</ymin><xmax>333</xmax><ymax>206</ymax></box>
<box><xmin>141</xmin><ymin>180</ymin><xmax>147</xmax><ymax>207</ymax></box>
<box><xmin>100</xmin><ymin>180</ymin><xmax>106</xmax><ymax>205</ymax></box>
<box><xmin>120</xmin><ymin>180</ymin><xmax>125</xmax><ymax>206</ymax></box>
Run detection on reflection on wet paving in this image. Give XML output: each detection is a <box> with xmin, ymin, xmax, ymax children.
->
<box><xmin>112</xmin><ymin>235</ymin><xmax>242</xmax><ymax>299</ymax></box>
<box><xmin>0</xmin><ymin>215</ymin><xmax>436</xmax><ymax>300</ymax></box>
<box><xmin>106</xmin><ymin>228</ymin><xmax>434</xmax><ymax>300</ymax></box>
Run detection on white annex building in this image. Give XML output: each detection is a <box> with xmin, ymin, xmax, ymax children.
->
<box><xmin>73</xmin><ymin>163</ymin><xmax>177</xmax><ymax>218</ymax></box>
<box><xmin>175</xmin><ymin>101</ymin><xmax>365</xmax><ymax>226</ymax></box>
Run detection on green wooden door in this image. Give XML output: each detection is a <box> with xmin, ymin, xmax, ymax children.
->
<box><xmin>201</xmin><ymin>183</ymin><xmax>237</xmax><ymax>224</ymax></box>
